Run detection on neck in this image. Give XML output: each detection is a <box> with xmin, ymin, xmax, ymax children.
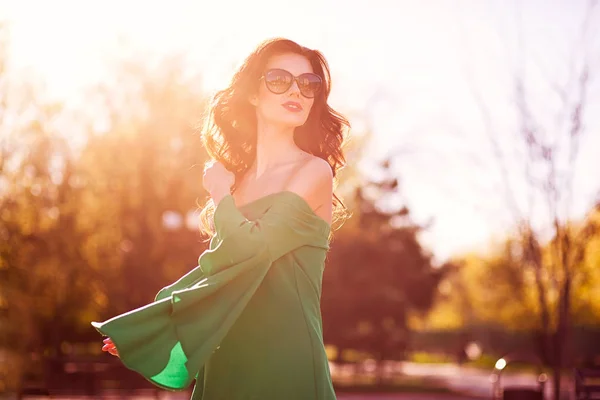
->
<box><xmin>253</xmin><ymin>119</ymin><xmax>300</xmax><ymax>177</ymax></box>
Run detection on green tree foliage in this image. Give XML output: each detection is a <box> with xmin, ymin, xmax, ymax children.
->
<box><xmin>322</xmin><ymin>159</ymin><xmax>447</xmax><ymax>366</ymax></box>
<box><xmin>423</xmin><ymin>205</ymin><xmax>600</xmax><ymax>357</ymax></box>
<box><xmin>78</xmin><ymin>56</ymin><xmax>210</xmax><ymax>317</ymax></box>
<box><xmin>0</xmin><ymin>23</ymin><xmax>95</xmax><ymax>389</ymax></box>
<box><xmin>0</xmin><ymin>42</ymin><xmax>211</xmax><ymax>391</ymax></box>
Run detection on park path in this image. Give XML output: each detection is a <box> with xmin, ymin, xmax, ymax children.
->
<box><xmin>17</xmin><ymin>361</ymin><xmax>574</xmax><ymax>400</ymax></box>
<box><xmin>18</xmin><ymin>396</ymin><xmax>481</xmax><ymax>400</ymax></box>
<box><xmin>399</xmin><ymin>361</ymin><xmax>572</xmax><ymax>399</ymax></box>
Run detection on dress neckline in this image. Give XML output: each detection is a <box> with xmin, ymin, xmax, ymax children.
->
<box><xmin>235</xmin><ymin>190</ymin><xmax>332</xmax><ymax>231</ymax></box>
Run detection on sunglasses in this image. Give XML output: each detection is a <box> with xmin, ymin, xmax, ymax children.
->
<box><xmin>261</xmin><ymin>68</ymin><xmax>322</xmax><ymax>99</ymax></box>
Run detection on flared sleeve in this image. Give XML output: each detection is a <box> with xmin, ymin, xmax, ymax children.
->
<box><xmin>91</xmin><ymin>193</ymin><xmax>329</xmax><ymax>391</ymax></box>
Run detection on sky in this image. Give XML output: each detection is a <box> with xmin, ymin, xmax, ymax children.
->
<box><xmin>2</xmin><ymin>0</ymin><xmax>599</xmax><ymax>261</ymax></box>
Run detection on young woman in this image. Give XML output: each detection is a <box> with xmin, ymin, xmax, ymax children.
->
<box><xmin>93</xmin><ymin>37</ymin><xmax>350</xmax><ymax>400</ymax></box>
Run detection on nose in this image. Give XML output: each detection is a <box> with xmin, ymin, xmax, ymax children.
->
<box><xmin>287</xmin><ymin>78</ymin><xmax>301</xmax><ymax>97</ymax></box>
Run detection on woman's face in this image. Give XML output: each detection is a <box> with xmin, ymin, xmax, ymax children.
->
<box><xmin>252</xmin><ymin>52</ymin><xmax>317</xmax><ymax>130</ymax></box>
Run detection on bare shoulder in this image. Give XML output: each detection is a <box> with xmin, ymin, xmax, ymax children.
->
<box><xmin>304</xmin><ymin>156</ymin><xmax>333</xmax><ymax>182</ymax></box>
<box><xmin>286</xmin><ymin>155</ymin><xmax>333</xmax><ymax>223</ymax></box>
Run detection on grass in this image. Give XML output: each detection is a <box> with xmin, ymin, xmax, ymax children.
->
<box><xmin>407</xmin><ymin>351</ymin><xmax>573</xmax><ymax>377</ymax></box>
<box><xmin>409</xmin><ymin>351</ymin><xmax>456</xmax><ymax>364</ymax></box>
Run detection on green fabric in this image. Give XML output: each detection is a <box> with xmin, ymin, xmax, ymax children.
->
<box><xmin>91</xmin><ymin>191</ymin><xmax>335</xmax><ymax>399</ymax></box>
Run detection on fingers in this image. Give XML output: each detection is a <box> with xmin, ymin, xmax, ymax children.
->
<box><xmin>101</xmin><ymin>338</ymin><xmax>120</xmax><ymax>357</ymax></box>
<box><xmin>204</xmin><ymin>161</ymin><xmax>228</xmax><ymax>173</ymax></box>
<box><xmin>203</xmin><ymin>160</ymin><xmax>216</xmax><ymax>172</ymax></box>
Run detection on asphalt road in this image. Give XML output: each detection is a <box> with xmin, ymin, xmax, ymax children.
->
<box><xmin>17</xmin><ymin>395</ymin><xmax>481</xmax><ymax>400</ymax></box>
<box><xmin>337</xmin><ymin>394</ymin><xmax>481</xmax><ymax>400</ymax></box>
<box><xmin>13</xmin><ymin>361</ymin><xmax>572</xmax><ymax>400</ymax></box>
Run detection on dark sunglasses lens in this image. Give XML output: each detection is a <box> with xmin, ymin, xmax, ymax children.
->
<box><xmin>264</xmin><ymin>69</ymin><xmax>293</xmax><ymax>94</ymax></box>
<box><xmin>297</xmin><ymin>74</ymin><xmax>322</xmax><ymax>98</ymax></box>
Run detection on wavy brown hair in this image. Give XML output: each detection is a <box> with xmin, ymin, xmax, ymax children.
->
<box><xmin>199</xmin><ymin>38</ymin><xmax>350</xmax><ymax>235</ymax></box>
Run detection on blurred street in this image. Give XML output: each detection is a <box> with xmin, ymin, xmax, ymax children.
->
<box><xmin>14</xmin><ymin>362</ymin><xmax>567</xmax><ymax>399</ymax></box>
<box><xmin>330</xmin><ymin>361</ymin><xmax>571</xmax><ymax>399</ymax></box>
<box><xmin>11</xmin><ymin>361</ymin><xmax>575</xmax><ymax>400</ymax></box>
<box><xmin>16</xmin><ymin>393</ymin><xmax>483</xmax><ymax>400</ymax></box>
<box><xmin>337</xmin><ymin>396</ymin><xmax>480</xmax><ymax>400</ymax></box>
<box><xmin>399</xmin><ymin>362</ymin><xmax>571</xmax><ymax>399</ymax></box>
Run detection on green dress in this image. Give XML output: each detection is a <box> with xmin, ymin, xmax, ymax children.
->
<box><xmin>91</xmin><ymin>191</ymin><xmax>336</xmax><ymax>400</ymax></box>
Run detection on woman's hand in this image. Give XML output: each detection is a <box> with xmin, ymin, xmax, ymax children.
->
<box><xmin>203</xmin><ymin>161</ymin><xmax>235</xmax><ymax>205</ymax></box>
<box><xmin>102</xmin><ymin>337</ymin><xmax>120</xmax><ymax>357</ymax></box>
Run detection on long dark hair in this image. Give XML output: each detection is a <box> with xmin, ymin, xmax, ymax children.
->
<box><xmin>199</xmin><ymin>37</ymin><xmax>350</xmax><ymax>235</ymax></box>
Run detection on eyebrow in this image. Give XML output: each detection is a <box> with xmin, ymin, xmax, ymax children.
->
<box><xmin>265</xmin><ymin>68</ymin><xmax>316</xmax><ymax>75</ymax></box>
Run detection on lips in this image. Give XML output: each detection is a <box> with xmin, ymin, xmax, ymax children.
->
<box><xmin>282</xmin><ymin>101</ymin><xmax>303</xmax><ymax>112</ymax></box>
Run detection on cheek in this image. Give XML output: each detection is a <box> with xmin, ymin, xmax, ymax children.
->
<box><xmin>302</xmin><ymin>99</ymin><xmax>315</xmax><ymax>119</ymax></box>
<box><xmin>257</xmin><ymin>82</ymin><xmax>277</xmax><ymax>101</ymax></box>
<box><xmin>305</xmin><ymin>99</ymin><xmax>315</xmax><ymax>112</ymax></box>
<box><xmin>256</xmin><ymin>89</ymin><xmax>280</xmax><ymax>110</ymax></box>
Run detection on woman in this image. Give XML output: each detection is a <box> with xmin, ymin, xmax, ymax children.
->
<box><xmin>92</xmin><ymin>37</ymin><xmax>350</xmax><ymax>400</ymax></box>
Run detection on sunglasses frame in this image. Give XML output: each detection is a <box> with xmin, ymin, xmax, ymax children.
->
<box><xmin>260</xmin><ymin>68</ymin><xmax>322</xmax><ymax>99</ymax></box>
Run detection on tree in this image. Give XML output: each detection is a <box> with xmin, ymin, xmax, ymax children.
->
<box><xmin>423</xmin><ymin>205</ymin><xmax>600</xmax><ymax>362</ymax></box>
<box><xmin>0</xmin><ymin>22</ymin><xmax>99</xmax><ymax>391</ymax></box>
<box><xmin>322</xmin><ymin>158</ymin><xmax>447</xmax><ymax>377</ymax></box>
<box><xmin>0</xmin><ymin>37</ymin><xmax>212</xmax><ymax>392</ymax></box>
<box><xmin>462</xmin><ymin>3</ymin><xmax>600</xmax><ymax>396</ymax></box>
<box><xmin>77</xmin><ymin>54</ymin><xmax>211</xmax><ymax>318</ymax></box>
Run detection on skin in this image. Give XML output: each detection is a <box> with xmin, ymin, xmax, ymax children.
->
<box><xmin>211</xmin><ymin>52</ymin><xmax>334</xmax><ymax>223</ymax></box>
<box><xmin>102</xmin><ymin>52</ymin><xmax>334</xmax><ymax>358</ymax></box>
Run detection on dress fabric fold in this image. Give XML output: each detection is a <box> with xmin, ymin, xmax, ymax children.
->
<box><xmin>91</xmin><ymin>192</ymin><xmax>336</xmax><ymax>400</ymax></box>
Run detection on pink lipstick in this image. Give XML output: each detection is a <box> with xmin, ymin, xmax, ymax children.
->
<box><xmin>282</xmin><ymin>101</ymin><xmax>303</xmax><ymax>112</ymax></box>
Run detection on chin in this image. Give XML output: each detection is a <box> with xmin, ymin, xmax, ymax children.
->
<box><xmin>275</xmin><ymin>113</ymin><xmax>309</xmax><ymax>128</ymax></box>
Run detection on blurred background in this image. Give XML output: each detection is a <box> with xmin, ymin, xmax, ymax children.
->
<box><xmin>1</xmin><ymin>0</ymin><xmax>599</xmax><ymax>399</ymax></box>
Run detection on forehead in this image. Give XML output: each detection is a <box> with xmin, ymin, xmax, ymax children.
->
<box><xmin>265</xmin><ymin>53</ymin><xmax>314</xmax><ymax>75</ymax></box>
